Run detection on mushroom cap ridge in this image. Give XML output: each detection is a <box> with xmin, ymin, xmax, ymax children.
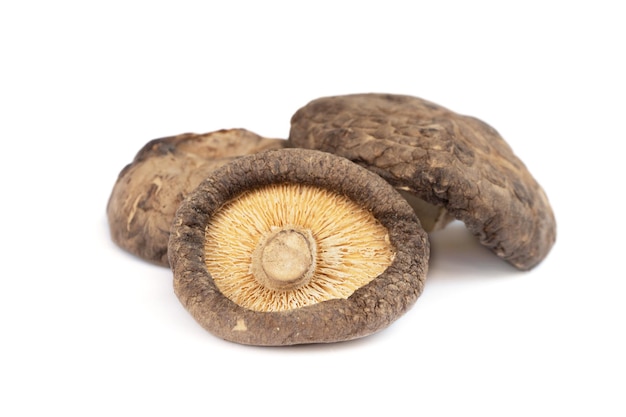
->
<box><xmin>288</xmin><ymin>93</ymin><xmax>556</xmax><ymax>270</ymax></box>
<box><xmin>168</xmin><ymin>148</ymin><xmax>429</xmax><ymax>346</ymax></box>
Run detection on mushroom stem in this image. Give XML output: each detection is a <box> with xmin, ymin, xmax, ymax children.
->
<box><xmin>397</xmin><ymin>189</ymin><xmax>455</xmax><ymax>232</ymax></box>
<box><xmin>251</xmin><ymin>226</ymin><xmax>317</xmax><ymax>291</ymax></box>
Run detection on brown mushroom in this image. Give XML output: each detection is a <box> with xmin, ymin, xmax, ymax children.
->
<box><xmin>107</xmin><ymin>128</ymin><xmax>285</xmax><ymax>266</ymax></box>
<box><xmin>168</xmin><ymin>148</ymin><xmax>429</xmax><ymax>345</ymax></box>
<box><xmin>288</xmin><ymin>93</ymin><xmax>556</xmax><ymax>270</ymax></box>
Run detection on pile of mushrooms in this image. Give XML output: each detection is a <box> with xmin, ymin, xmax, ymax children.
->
<box><xmin>107</xmin><ymin>93</ymin><xmax>556</xmax><ymax>346</ymax></box>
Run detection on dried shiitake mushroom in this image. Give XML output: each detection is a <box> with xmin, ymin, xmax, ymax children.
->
<box><xmin>168</xmin><ymin>148</ymin><xmax>429</xmax><ymax>346</ymax></box>
<box><xmin>107</xmin><ymin>129</ymin><xmax>285</xmax><ymax>266</ymax></box>
<box><xmin>288</xmin><ymin>93</ymin><xmax>556</xmax><ymax>270</ymax></box>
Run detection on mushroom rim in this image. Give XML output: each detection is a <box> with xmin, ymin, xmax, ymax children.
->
<box><xmin>168</xmin><ymin>148</ymin><xmax>429</xmax><ymax>345</ymax></box>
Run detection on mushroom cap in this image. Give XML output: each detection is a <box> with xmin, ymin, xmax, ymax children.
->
<box><xmin>168</xmin><ymin>148</ymin><xmax>429</xmax><ymax>346</ymax></box>
<box><xmin>288</xmin><ymin>93</ymin><xmax>556</xmax><ymax>270</ymax></box>
<box><xmin>107</xmin><ymin>129</ymin><xmax>285</xmax><ymax>266</ymax></box>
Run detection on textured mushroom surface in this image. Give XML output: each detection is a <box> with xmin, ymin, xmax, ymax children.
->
<box><xmin>205</xmin><ymin>184</ymin><xmax>395</xmax><ymax>312</ymax></box>
<box><xmin>107</xmin><ymin>129</ymin><xmax>285</xmax><ymax>266</ymax></box>
<box><xmin>168</xmin><ymin>148</ymin><xmax>429</xmax><ymax>346</ymax></box>
<box><xmin>288</xmin><ymin>93</ymin><xmax>556</xmax><ymax>270</ymax></box>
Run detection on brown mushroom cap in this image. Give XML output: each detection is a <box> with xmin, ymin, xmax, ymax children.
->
<box><xmin>288</xmin><ymin>93</ymin><xmax>556</xmax><ymax>270</ymax></box>
<box><xmin>107</xmin><ymin>129</ymin><xmax>285</xmax><ymax>266</ymax></box>
<box><xmin>168</xmin><ymin>148</ymin><xmax>429</xmax><ymax>346</ymax></box>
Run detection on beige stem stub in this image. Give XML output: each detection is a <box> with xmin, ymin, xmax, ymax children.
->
<box><xmin>251</xmin><ymin>226</ymin><xmax>317</xmax><ymax>291</ymax></box>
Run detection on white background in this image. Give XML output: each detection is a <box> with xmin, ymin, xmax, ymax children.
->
<box><xmin>1</xmin><ymin>1</ymin><xmax>624</xmax><ymax>416</ymax></box>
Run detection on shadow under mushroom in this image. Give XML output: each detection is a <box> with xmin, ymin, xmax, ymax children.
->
<box><xmin>427</xmin><ymin>221</ymin><xmax>518</xmax><ymax>279</ymax></box>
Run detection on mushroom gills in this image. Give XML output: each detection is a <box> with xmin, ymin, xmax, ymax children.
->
<box><xmin>203</xmin><ymin>183</ymin><xmax>396</xmax><ymax>313</ymax></box>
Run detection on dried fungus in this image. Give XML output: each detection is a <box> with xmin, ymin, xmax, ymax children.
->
<box><xmin>289</xmin><ymin>93</ymin><xmax>556</xmax><ymax>270</ymax></box>
<box><xmin>168</xmin><ymin>148</ymin><xmax>429</xmax><ymax>345</ymax></box>
<box><xmin>107</xmin><ymin>129</ymin><xmax>285</xmax><ymax>266</ymax></box>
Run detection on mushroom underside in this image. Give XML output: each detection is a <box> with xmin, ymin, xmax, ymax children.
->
<box><xmin>168</xmin><ymin>148</ymin><xmax>429</xmax><ymax>345</ymax></box>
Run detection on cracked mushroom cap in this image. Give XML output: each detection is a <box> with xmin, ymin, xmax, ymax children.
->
<box><xmin>288</xmin><ymin>93</ymin><xmax>556</xmax><ymax>270</ymax></box>
<box><xmin>168</xmin><ymin>148</ymin><xmax>429</xmax><ymax>346</ymax></box>
<box><xmin>107</xmin><ymin>129</ymin><xmax>285</xmax><ymax>266</ymax></box>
